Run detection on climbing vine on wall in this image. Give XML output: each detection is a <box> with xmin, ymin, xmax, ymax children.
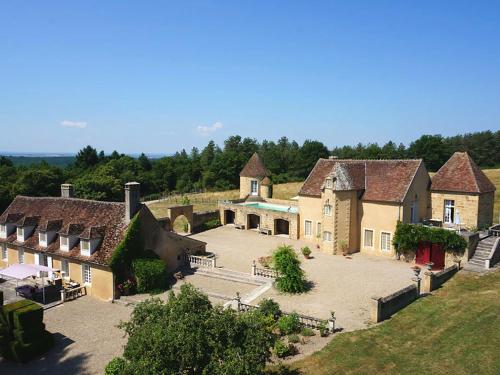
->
<box><xmin>393</xmin><ymin>222</ymin><xmax>467</xmax><ymax>256</ymax></box>
<box><xmin>110</xmin><ymin>214</ymin><xmax>143</xmax><ymax>283</ymax></box>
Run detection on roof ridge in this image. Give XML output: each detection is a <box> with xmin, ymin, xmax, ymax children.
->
<box><xmin>319</xmin><ymin>158</ymin><xmax>423</xmax><ymax>162</ymax></box>
<box><xmin>16</xmin><ymin>195</ymin><xmax>125</xmax><ymax>206</ymax></box>
<box><xmin>464</xmin><ymin>153</ymin><xmax>480</xmax><ymax>193</ymax></box>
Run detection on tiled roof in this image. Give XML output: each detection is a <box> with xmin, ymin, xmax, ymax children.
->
<box><xmin>0</xmin><ymin>213</ymin><xmax>25</xmax><ymax>225</ymax></box>
<box><xmin>299</xmin><ymin>158</ymin><xmax>423</xmax><ymax>203</ymax></box>
<box><xmin>431</xmin><ymin>152</ymin><xmax>496</xmax><ymax>193</ymax></box>
<box><xmin>240</xmin><ymin>153</ymin><xmax>270</xmax><ymax>178</ymax></box>
<box><xmin>39</xmin><ymin>219</ymin><xmax>63</xmax><ymax>232</ymax></box>
<box><xmin>0</xmin><ymin>196</ymin><xmax>129</xmax><ymax>267</ymax></box>
<box><xmin>16</xmin><ymin>216</ymin><xmax>41</xmax><ymax>227</ymax></box>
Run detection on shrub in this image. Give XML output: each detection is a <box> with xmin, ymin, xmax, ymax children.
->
<box><xmin>110</xmin><ymin>214</ymin><xmax>143</xmax><ymax>283</ymax></box>
<box><xmin>9</xmin><ymin>330</ymin><xmax>54</xmax><ymax>363</ymax></box>
<box><xmin>278</xmin><ymin>313</ymin><xmax>301</xmax><ymax>335</ymax></box>
<box><xmin>318</xmin><ymin>321</ymin><xmax>329</xmax><ymax>337</ymax></box>
<box><xmin>132</xmin><ymin>257</ymin><xmax>169</xmax><ymax>293</ymax></box>
<box><xmin>301</xmin><ymin>246</ymin><xmax>311</xmax><ymax>258</ymax></box>
<box><xmin>203</xmin><ymin>219</ymin><xmax>220</xmax><ymax>231</ymax></box>
<box><xmin>13</xmin><ymin>304</ymin><xmax>43</xmax><ymax>330</ymax></box>
<box><xmin>273</xmin><ymin>245</ymin><xmax>307</xmax><ymax>293</ymax></box>
<box><xmin>301</xmin><ymin>327</ymin><xmax>315</xmax><ymax>337</ymax></box>
<box><xmin>258</xmin><ymin>299</ymin><xmax>282</xmax><ymax>321</ymax></box>
<box><xmin>288</xmin><ymin>334</ymin><xmax>300</xmax><ymax>343</ymax></box>
<box><xmin>274</xmin><ymin>340</ymin><xmax>296</xmax><ymax>358</ymax></box>
<box><xmin>105</xmin><ymin>357</ymin><xmax>128</xmax><ymax>375</ymax></box>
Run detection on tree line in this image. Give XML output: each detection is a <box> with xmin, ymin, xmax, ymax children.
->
<box><xmin>0</xmin><ymin>130</ymin><xmax>498</xmax><ymax>211</ymax></box>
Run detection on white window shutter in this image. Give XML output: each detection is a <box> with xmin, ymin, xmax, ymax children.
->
<box><xmin>47</xmin><ymin>256</ymin><xmax>53</xmax><ymax>278</ymax></box>
<box><xmin>35</xmin><ymin>253</ymin><xmax>40</xmax><ymax>277</ymax></box>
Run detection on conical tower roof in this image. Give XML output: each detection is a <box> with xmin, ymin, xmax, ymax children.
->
<box><xmin>240</xmin><ymin>152</ymin><xmax>270</xmax><ymax>178</ymax></box>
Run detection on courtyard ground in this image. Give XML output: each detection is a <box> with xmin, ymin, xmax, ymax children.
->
<box><xmin>0</xmin><ymin>296</ymin><xmax>132</xmax><ymax>375</ymax></box>
<box><xmin>191</xmin><ymin>226</ymin><xmax>415</xmax><ymax>332</ymax></box>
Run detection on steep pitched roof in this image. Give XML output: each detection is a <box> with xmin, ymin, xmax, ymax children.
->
<box><xmin>299</xmin><ymin>158</ymin><xmax>423</xmax><ymax>203</ymax></box>
<box><xmin>0</xmin><ymin>196</ymin><xmax>128</xmax><ymax>266</ymax></box>
<box><xmin>431</xmin><ymin>152</ymin><xmax>496</xmax><ymax>193</ymax></box>
<box><xmin>240</xmin><ymin>153</ymin><xmax>270</xmax><ymax>178</ymax></box>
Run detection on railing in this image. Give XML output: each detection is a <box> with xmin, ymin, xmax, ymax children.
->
<box><xmin>236</xmin><ymin>296</ymin><xmax>335</xmax><ymax>333</ymax></box>
<box><xmin>489</xmin><ymin>224</ymin><xmax>500</xmax><ymax>237</ymax></box>
<box><xmin>251</xmin><ymin>261</ymin><xmax>278</xmax><ymax>279</ymax></box>
<box><xmin>187</xmin><ymin>254</ymin><xmax>216</xmax><ymax>268</ymax></box>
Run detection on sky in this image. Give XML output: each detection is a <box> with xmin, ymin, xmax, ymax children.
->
<box><xmin>0</xmin><ymin>1</ymin><xmax>499</xmax><ymax>154</ymax></box>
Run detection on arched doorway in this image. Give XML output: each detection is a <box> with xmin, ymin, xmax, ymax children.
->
<box><xmin>274</xmin><ymin>219</ymin><xmax>290</xmax><ymax>236</ymax></box>
<box><xmin>173</xmin><ymin>215</ymin><xmax>191</xmax><ymax>234</ymax></box>
<box><xmin>224</xmin><ymin>210</ymin><xmax>235</xmax><ymax>225</ymax></box>
<box><xmin>247</xmin><ymin>214</ymin><xmax>260</xmax><ymax>230</ymax></box>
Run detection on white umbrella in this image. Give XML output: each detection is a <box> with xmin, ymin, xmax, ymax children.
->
<box><xmin>454</xmin><ymin>210</ymin><xmax>461</xmax><ymax>232</ymax></box>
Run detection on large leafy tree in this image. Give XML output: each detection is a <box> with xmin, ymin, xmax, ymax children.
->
<box><xmin>107</xmin><ymin>284</ymin><xmax>276</xmax><ymax>375</ymax></box>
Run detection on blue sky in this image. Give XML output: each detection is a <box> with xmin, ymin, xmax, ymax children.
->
<box><xmin>1</xmin><ymin>1</ymin><xmax>499</xmax><ymax>154</ymax></box>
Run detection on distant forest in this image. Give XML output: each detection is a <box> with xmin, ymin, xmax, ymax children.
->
<box><xmin>0</xmin><ymin>130</ymin><xmax>498</xmax><ymax>211</ymax></box>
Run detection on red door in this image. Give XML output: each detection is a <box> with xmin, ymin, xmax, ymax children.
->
<box><xmin>416</xmin><ymin>242</ymin><xmax>431</xmax><ymax>265</ymax></box>
<box><xmin>430</xmin><ymin>243</ymin><xmax>445</xmax><ymax>270</ymax></box>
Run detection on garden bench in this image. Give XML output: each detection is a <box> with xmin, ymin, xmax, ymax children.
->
<box><xmin>259</xmin><ymin>228</ymin><xmax>271</xmax><ymax>235</ymax></box>
<box><xmin>235</xmin><ymin>224</ymin><xmax>245</xmax><ymax>230</ymax></box>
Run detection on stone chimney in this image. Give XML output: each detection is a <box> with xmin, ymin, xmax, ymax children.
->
<box><xmin>61</xmin><ymin>184</ymin><xmax>75</xmax><ymax>198</ymax></box>
<box><xmin>125</xmin><ymin>182</ymin><xmax>141</xmax><ymax>223</ymax></box>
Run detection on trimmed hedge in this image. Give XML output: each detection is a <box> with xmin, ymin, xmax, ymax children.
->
<box><xmin>132</xmin><ymin>257</ymin><xmax>169</xmax><ymax>293</ymax></box>
<box><xmin>13</xmin><ymin>304</ymin><xmax>43</xmax><ymax>330</ymax></box>
<box><xmin>9</xmin><ymin>331</ymin><xmax>54</xmax><ymax>363</ymax></box>
<box><xmin>1</xmin><ymin>299</ymin><xmax>36</xmax><ymax>327</ymax></box>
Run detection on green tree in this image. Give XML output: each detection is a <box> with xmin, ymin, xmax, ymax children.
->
<box><xmin>272</xmin><ymin>245</ymin><xmax>308</xmax><ymax>294</ymax></box>
<box><xmin>111</xmin><ymin>284</ymin><xmax>276</xmax><ymax>375</ymax></box>
<box><xmin>75</xmin><ymin>145</ymin><xmax>99</xmax><ymax>169</ymax></box>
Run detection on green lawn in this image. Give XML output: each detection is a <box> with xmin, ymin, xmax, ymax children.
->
<box><xmin>288</xmin><ymin>269</ymin><xmax>500</xmax><ymax>375</ymax></box>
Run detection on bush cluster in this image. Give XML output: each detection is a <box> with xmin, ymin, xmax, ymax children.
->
<box><xmin>278</xmin><ymin>313</ymin><xmax>301</xmax><ymax>335</ymax></box>
<box><xmin>274</xmin><ymin>340</ymin><xmax>296</xmax><ymax>358</ymax></box>
<box><xmin>132</xmin><ymin>256</ymin><xmax>169</xmax><ymax>293</ymax></box>
<box><xmin>273</xmin><ymin>245</ymin><xmax>307</xmax><ymax>293</ymax></box>
<box><xmin>0</xmin><ymin>298</ymin><xmax>54</xmax><ymax>363</ymax></box>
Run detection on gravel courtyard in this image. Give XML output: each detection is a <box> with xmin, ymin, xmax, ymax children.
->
<box><xmin>191</xmin><ymin>226</ymin><xmax>416</xmax><ymax>331</ymax></box>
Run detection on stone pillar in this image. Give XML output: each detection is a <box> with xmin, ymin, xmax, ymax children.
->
<box><xmin>328</xmin><ymin>311</ymin><xmax>336</xmax><ymax>333</ymax></box>
<box><xmin>60</xmin><ymin>289</ymin><xmax>66</xmax><ymax>303</ymax></box>
<box><xmin>422</xmin><ymin>272</ymin><xmax>433</xmax><ymax>293</ymax></box>
<box><xmin>61</xmin><ymin>184</ymin><xmax>75</xmax><ymax>198</ymax></box>
<box><xmin>125</xmin><ymin>182</ymin><xmax>141</xmax><ymax>223</ymax></box>
<box><xmin>370</xmin><ymin>296</ymin><xmax>382</xmax><ymax>323</ymax></box>
<box><xmin>251</xmin><ymin>260</ymin><xmax>256</xmax><ymax>276</ymax></box>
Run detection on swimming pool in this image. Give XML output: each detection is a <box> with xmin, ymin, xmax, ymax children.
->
<box><xmin>240</xmin><ymin>202</ymin><xmax>298</xmax><ymax>214</ymax></box>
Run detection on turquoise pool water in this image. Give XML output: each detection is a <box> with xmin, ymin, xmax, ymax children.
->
<box><xmin>240</xmin><ymin>202</ymin><xmax>298</xmax><ymax>214</ymax></box>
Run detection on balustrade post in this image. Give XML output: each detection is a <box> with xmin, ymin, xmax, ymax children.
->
<box><xmin>236</xmin><ymin>292</ymin><xmax>241</xmax><ymax>312</ymax></box>
<box><xmin>328</xmin><ymin>311</ymin><xmax>336</xmax><ymax>333</ymax></box>
<box><xmin>252</xmin><ymin>260</ymin><xmax>256</xmax><ymax>276</ymax></box>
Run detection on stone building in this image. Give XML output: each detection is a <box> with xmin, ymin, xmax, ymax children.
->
<box><xmin>430</xmin><ymin>152</ymin><xmax>496</xmax><ymax>229</ymax></box>
<box><xmin>0</xmin><ymin>183</ymin><xmax>206</xmax><ymax>301</ymax></box>
<box><xmin>220</xmin><ymin>151</ymin><xmax>496</xmax><ymax>260</ymax></box>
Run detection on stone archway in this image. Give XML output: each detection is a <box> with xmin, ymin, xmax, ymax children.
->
<box><xmin>224</xmin><ymin>210</ymin><xmax>235</xmax><ymax>225</ymax></box>
<box><xmin>166</xmin><ymin>205</ymin><xmax>194</xmax><ymax>234</ymax></box>
<box><xmin>274</xmin><ymin>219</ymin><xmax>290</xmax><ymax>236</ymax></box>
<box><xmin>247</xmin><ymin>214</ymin><xmax>260</xmax><ymax>230</ymax></box>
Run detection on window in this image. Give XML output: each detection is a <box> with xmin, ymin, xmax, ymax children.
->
<box><xmin>0</xmin><ymin>225</ymin><xmax>6</xmax><ymax>239</ymax></box>
<box><xmin>39</xmin><ymin>253</ymin><xmax>48</xmax><ymax>278</ymax></box>
<box><xmin>39</xmin><ymin>232</ymin><xmax>47</xmax><ymax>246</ymax></box>
<box><xmin>60</xmin><ymin>236</ymin><xmax>69</xmax><ymax>251</ymax></box>
<box><xmin>17</xmin><ymin>227</ymin><xmax>24</xmax><ymax>242</ymax></box>
<box><xmin>304</xmin><ymin>220</ymin><xmax>312</xmax><ymax>237</ymax></box>
<box><xmin>317</xmin><ymin>222</ymin><xmax>322</xmax><ymax>237</ymax></box>
<box><xmin>323</xmin><ymin>231</ymin><xmax>332</xmax><ymax>242</ymax></box>
<box><xmin>81</xmin><ymin>240</ymin><xmax>91</xmax><ymax>256</ymax></box>
<box><xmin>82</xmin><ymin>264</ymin><xmax>92</xmax><ymax>284</ymax></box>
<box><xmin>323</xmin><ymin>204</ymin><xmax>332</xmax><ymax>216</ymax></box>
<box><xmin>364</xmin><ymin>229</ymin><xmax>374</xmax><ymax>248</ymax></box>
<box><xmin>381</xmin><ymin>232</ymin><xmax>391</xmax><ymax>252</ymax></box>
<box><xmin>61</xmin><ymin>259</ymin><xmax>70</xmax><ymax>278</ymax></box>
<box><xmin>18</xmin><ymin>248</ymin><xmax>24</xmax><ymax>264</ymax></box>
<box><xmin>251</xmin><ymin>180</ymin><xmax>258</xmax><ymax>195</ymax></box>
<box><xmin>1</xmin><ymin>244</ymin><xmax>7</xmax><ymax>260</ymax></box>
<box><xmin>444</xmin><ymin>200</ymin><xmax>455</xmax><ymax>224</ymax></box>
<box><xmin>325</xmin><ymin>178</ymin><xmax>333</xmax><ymax>189</ymax></box>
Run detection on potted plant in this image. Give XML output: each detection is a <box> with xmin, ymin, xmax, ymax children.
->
<box><xmin>339</xmin><ymin>240</ymin><xmax>348</xmax><ymax>256</ymax></box>
<box><xmin>301</xmin><ymin>246</ymin><xmax>312</xmax><ymax>259</ymax></box>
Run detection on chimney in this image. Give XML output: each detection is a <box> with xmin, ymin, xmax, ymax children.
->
<box><xmin>125</xmin><ymin>182</ymin><xmax>141</xmax><ymax>223</ymax></box>
<box><xmin>61</xmin><ymin>184</ymin><xmax>75</xmax><ymax>198</ymax></box>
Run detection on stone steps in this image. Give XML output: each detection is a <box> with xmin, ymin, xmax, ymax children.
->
<box><xmin>192</xmin><ymin>267</ymin><xmax>270</xmax><ymax>286</ymax></box>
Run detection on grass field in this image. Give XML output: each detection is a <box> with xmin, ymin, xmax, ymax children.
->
<box><xmin>287</xmin><ymin>269</ymin><xmax>500</xmax><ymax>375</ymax></box>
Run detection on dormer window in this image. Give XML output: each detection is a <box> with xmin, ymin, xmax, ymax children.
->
<box><xmin>60</xmin><ymin>236</ymin><xmax>69</xmax><ymax>251</ymax></box>
<box><xmin>0</xmin><ymin>225</ymin><xmax>7</xmax><ymax>239</ymax></box>
<box><xmin>17</xmin><ymin>227</ymin><xmax>24</xmax><ymax>242</ymax></box>
<box><xmin>39</xmin><ymin>232</ymin><xmax>47</xmax><ymax>247</ymax></box>
<box><xmin>80</xmin><ymin>240</ymin><xmax>91</xmax><ymax>256</ymax></box>
<box><xmin>325</xmin><ymin>178</ymin><xmax>333</xmax><ymax>189</ymax></box>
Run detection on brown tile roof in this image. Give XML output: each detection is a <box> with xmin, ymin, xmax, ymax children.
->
<box><xmin>39</xmin><ymin>219</ymin><xmax>63</xmax><ymax>232</ymax></box>
<box><xmin>299</xmin><ymin>158</ymin><xmax>423</xmax><ymax>203</ymax></box>
<box><xmin>431</xmin><ymin>152</ymin><xmax>496</xmax><ymax>193</ymax></box>
<box><xmin>17</xmin><ymin>216</ymin><xmax>41</xmax><ymax>227</ymax></box>
<box><xmin>59</xmin><ymin>223</ymin><xmax>85</xmax><ymax>236</ymax></box>
<box><xmin>0</xmin><ymin>213</ymin><xmax>25</xmax><ymax>225</ymax></box>
<box><xmin>240</xmin><ymin>153</ymin><xmax>270</xmax><ymax>178</ymax></box>
<box><xmin>0</xmin><ymin>196</ymin><xmax>129</xmax><ymax>267</ymax></box>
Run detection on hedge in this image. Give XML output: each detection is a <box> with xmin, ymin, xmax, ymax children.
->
<box><xmin>132</xmin><ymin>257</ymin><xmax>169</xmax><ymax>293</ymax></box>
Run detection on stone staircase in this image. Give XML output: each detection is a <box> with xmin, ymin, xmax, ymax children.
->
<box><xmin>465</xmin><ymin>236</ymin><xmax>498</xmax><ymax>271</ymax></box>
<box><xmin>191</xmin><ymin>266</ymin><xmax>271</xmax><ymax>286</ymax></box>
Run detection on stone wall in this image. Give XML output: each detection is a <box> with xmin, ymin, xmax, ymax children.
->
<box><xmin>478</xmin><ymin>192</ymin><xmax>495</xmax><ymax>229</ymax></box>
<box><xmin>430</xmin><ymin>191</ymin><xmax>480</xmax><ymax>229</ymax></box>
<box><xmin>192</xmin><ymin>210</ymin><xmax>220</xmax><ymax>232</ymax></box>
<box><xmin>422</xmin><ymin>264</ymin><xmax>459</xmax><ymax>293</ymax></box>
<box><xmin>219</xmin><ymin>202</ymin><xmax>299</xmax><ymax>239</ymax></box>
<box><xmin>371</xmin><ymin>284</ymin><xmax>419</xmax><ymax>323</ymax></box>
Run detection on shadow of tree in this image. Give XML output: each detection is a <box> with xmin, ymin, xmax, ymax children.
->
<box><xmin>0</xmin><ymin>332</ymin><xmax>91</xmax><ymax>374</ymax></box>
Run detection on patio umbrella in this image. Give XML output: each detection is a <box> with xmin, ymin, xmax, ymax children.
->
<box><xmin>0</xmin><ymin>263</ymin><xmax>56</xmax><ymax>304</ymax></box>
<box><xmin>454</xmin><ymin>210</ymin><xmax>461</xmax><ymax>232</ymax></box>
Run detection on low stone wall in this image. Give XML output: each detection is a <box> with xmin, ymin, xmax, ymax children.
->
<box><xmin>265</xmin><ymin>198</ymin><xmax>298</xmax><ymax>207</ymax></box>
<box><xmin>485</xmin><ymin>237</ymin><xmax>500</xmax><ymax>269</ymax></box>
<box><xmin>371</xmin><ymin>284</ymin><xmax>419</xmax><ymax>323</ymax></box>
<box><xmin>192</xmin><ymin>210</ymin><xmax>220</xmax><ymax>232</ymax></box>
<box><xmin>422</xmin><ymin>264</ymin><xmax>459</xmax><ymax>293</ymax></box>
